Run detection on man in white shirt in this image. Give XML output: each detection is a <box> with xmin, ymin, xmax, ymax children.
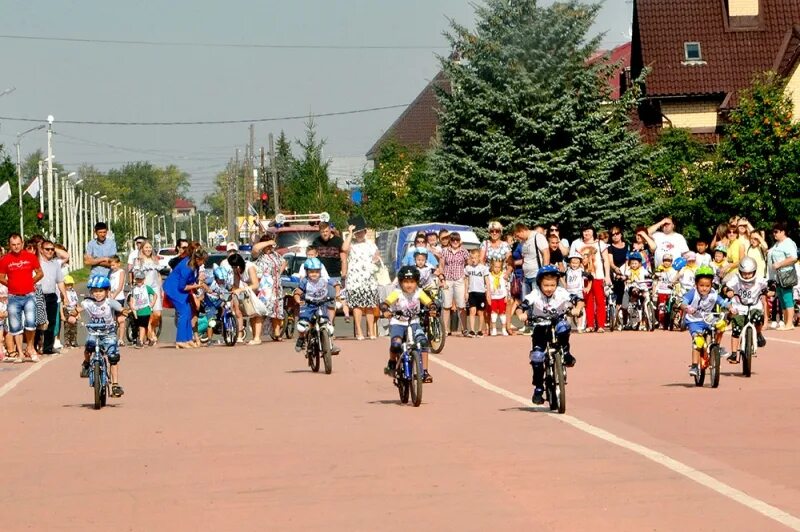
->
<box><xmin>648</xmin><ymin>216</ymin><xmax>689</xmax><ymax>266</ymax></box>
<box><xmin>512</xmin><ymin>223</ymin><xmax>550</xmax><ymax>297</ymax></box>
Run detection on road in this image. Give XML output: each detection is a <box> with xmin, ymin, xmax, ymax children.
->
<box><xmin>1</xmin><ymin>321</ymin><xmax>799</xmax><ymax>531</ymax></box>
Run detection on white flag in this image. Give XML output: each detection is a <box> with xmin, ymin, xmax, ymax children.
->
<box><xmin>247</xmin><ymin>203</ymin><xmax>258</xmax><ymax>216</ymax></box>
<box><xmin>24</xmin><ymin>177</ymin><xmax>40</xmax><ymax>198</ymax></box>
<box><xmin>0</xmin><ymin>181</ymin><xmax>11</xmax><ymax>207</ymax></box>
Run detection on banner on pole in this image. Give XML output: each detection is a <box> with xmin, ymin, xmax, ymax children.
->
<box><xmin>0</xmin><ymin>181</ymin><xmax>11</xmax><ymax>207</ymax></box>
<box><xmin>24</xmin><ymin>177</ymin><xmax>40</xmax><ymax>198</ymax></box>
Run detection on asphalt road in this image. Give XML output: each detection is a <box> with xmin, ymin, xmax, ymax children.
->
<box><xmin>1</xmin><ymin>320</ymin><xmax>799</xmax><ymax>531</ymax></box>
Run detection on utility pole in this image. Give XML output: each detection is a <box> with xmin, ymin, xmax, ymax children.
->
<box><xmin>269</xmin><ymin>133</ymin><xmax>280</xmax><ymax>214</ymax></box>
<box><xmin>226</xmin><ymin>158</ymin><xmax>236</xmax><ymax>242</ymax></box>
<box><xmin>248</xmin><ymin>124</ymin><xmax>255</xmax><ymax>215</ymax></box>
<box><xmin>46</xmin><ymin>116</ymin><xmax>54</xmax><ymax>235</ymax></box>
<box><xmin>259</xmin><ymin>146</ymin><xmax>266</xmax><ymax>217</ymax></box>
<box><xmin>37</xmin><ymin>160</ymin><xmax>44</xmax><ymax>216</ymax></box>
<box><xmin>234</xmin><ymin>148</ymin><xmax>240</xmax><ymax>226</ymax></box>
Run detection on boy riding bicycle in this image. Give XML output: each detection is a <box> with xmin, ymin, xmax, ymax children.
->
<box><xmin>724</xmin><ymin>257</ymin><xmax>768</xmax><ymax>363</ymax></box>
<box><xmin>79</xmin><ymin>276</ymin><xmax>125</xmax><ymax>397</ymax></box>
<box><xmin>294</xmin><ymin>258</ymin><xmax>341</xmax><ymax>354</ymax></box>
<box><xmin>681</xmin><ymin>266</ymin><xmax>729</xmax><ymax>377</ymax></box>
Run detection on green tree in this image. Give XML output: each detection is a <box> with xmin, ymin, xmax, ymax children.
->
<box><xmin>202</xmin><ymin>169</ymin><xmax>227</xmax><ymax>218</ymax></box>
<box><xmin>718</xmin><ymin>71</ymin><xmax>800</xmax><ymax>226</ymax></box>
<box><xmin>79</xmin><ymin>161</ymin><xmax>190</xmax><ymax>214</ymax></box>
<box><xmin>283</xmin><ymin>120</ymin><xmax>350</xmax><ymax>228</ymax></box>
<box><xmin>357</xmin><ymin>141</ymin><xmax>430</xmax><ymax>229</ymax></box>
<box><xmin>426</xmin><ymin>0</ymin><xmax>652</xmax><ymax>233</ymax></box>
<box><xmin>274</xmin><ymin>130</ymin><xmax>295</xmax><ymax>208</ymax></box>
<box><xmin>0</xmin><ymin>149</ymin><xmax>43</xmax><ymax>241</ymax></box>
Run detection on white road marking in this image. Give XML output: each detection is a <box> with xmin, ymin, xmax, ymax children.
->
<box><xmin>0</xmin><ymin>357</ymin><xmax>53</xmax><ymax>399</ymax></box>
<box><xmin>764</xmin><ymin>336</ymin><xmax>800</xmax><ymax>346</ymax></box>
<box><xmin>430</xmin><ymin>354</ymin><xmax>800</xmax><ymax>531</ymax></box>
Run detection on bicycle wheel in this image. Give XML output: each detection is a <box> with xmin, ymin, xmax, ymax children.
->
<box><xmin>743</xmin><ymin>328</ymin><xmax>753</xmax><ymax>378</ymax></box>
<box><xmin>398</xmin><ymin>377</ymin><xmax>410</xmax><ymax>404</ymax></box>
<box><xmin>223</xmin><ymin>313</ymin><xmax>238</xmax><ymax>346</ymax></box>
<box><xmin>694</xmin><ymin>352</ymin><xmax>706</xmax><ymax>387</ymax></box>
<box><xmin>644</xmin><ymin>302</ymin><xmax>657</xmax><ymax>331</ymax></box>
<box><xmin>153</xmin><ymin>320</ymin><xmax>162</xmax><ymax>339</ymax></box>
<box><xmin>428</xmin><ymin>316</ymin><xmax>446</xmax><ymax>354</ymax></box>
<box><xmin>615</xmin><ymin>307</ymin><xmax>624</xmax><ymax>331</ymax></box>
<box><xmin>552</xmin><ymin>351</ymin><xmax>566</xmax><ymax>413</ymax></box>
<box><xmin>308</xmin><ymin>334</ymin><xmax>321</xmax><ymax>373</ymax></box>
<box><xmin>125</xmin><ymin>316</ymin><xmax>137</xmax><ymax>344</ymax></box>
<box><xmin>93</xmin><ymin>362</ymin><xmax>103</xmax><ymax>410</ymax></box>
<box><xmin>282</xmin><ymin>316</ymin><xmax>296</xmax><ymax>339</ymax></box>
<box><xmin>410</xmin><ymin>351</ymin><xmax>423</xmax><ymax>407</ymax></box>
<box><xmin>709</xmin><ymin>344</ymin><xmax>721</xmax><ymax>388</ymax></box>
<box><xmin>320</xmin><ymin>328</ymin><xmax>332</xmax><ymax>375</ymax></box>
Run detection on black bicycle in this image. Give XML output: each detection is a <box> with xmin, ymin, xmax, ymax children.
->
<box><xmin>527</xmin><ymin>312</ymin><xmax>569</xmax><ymax>414</ymax></box>
<box><xmin>419</xmin><ymin>288</ymin><xmax>445</xmax><ymax>354</ymax></box>
<box><xmin>304</xmin><ymin>297</ymin><xmax>336</xmax><ymax>375</ymax></box>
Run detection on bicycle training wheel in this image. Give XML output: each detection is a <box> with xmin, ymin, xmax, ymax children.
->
<box><xmin>743</xmin><ymin>328</ymin><xmax>753</xmax><ymax>378</ymax></box>
<box><xmin>410</xmin><ymin>351</ymin><xmax>423</xmax><ymax>407</ymax></box>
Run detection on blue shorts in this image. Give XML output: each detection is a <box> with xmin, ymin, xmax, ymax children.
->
<box><xmin>7</xmin><ymin>294</ymin><xmax>36</xmax><ymax>335</ymax></box>
<box><xmin>686</xmin><ymin>320</ymin><xmax>712</xmax><ymax>338</ymax></box>
<box><xmin>299</xmin><ymin>302</ymin><xmax>329</xmax><ymax>322</ymax></box>
<box><xmin>85</xmin><ymin>335</ymin><xmax>120</xmax><ymax>364</ymax></box>
<box><xmin>389</xmin><ymin>322</ymin><xmax>424</xmax><ymax>340</ymax></box>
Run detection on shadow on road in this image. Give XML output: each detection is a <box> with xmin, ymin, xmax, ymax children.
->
<box><xmin>661</xmin><ymin>383</ymin><xmax>699</xmax><ymax>388</ymax></box>
<box><xmin>499</xmin><ymin>406</ymin><xmax>554</xmax><ymax>414</ymax></box>
<box><xmin>62</xmin><ymin>403</ymin><xmax>122</xmax><ymax>409</ymax></box>
<box><xmin>367</xmin><ymin>399</ymin><xmax>406</xmax><ymax>406</ymax></box>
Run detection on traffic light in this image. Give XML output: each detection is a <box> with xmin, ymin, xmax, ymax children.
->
<box><xmin>36</xmin><ymin>211</ymin><xmax>44</xmax><ymax>226</ymax></box>
<box><xmin>260</xmin><ymin>192</ymin><xmax>269</xmax><ymax>213</ymax></box>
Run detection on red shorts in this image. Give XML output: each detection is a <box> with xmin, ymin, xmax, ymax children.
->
<box><xmin>490</xmin><ymin>298</ymin><xmax>507</xmax><ymax>314</ymax></box>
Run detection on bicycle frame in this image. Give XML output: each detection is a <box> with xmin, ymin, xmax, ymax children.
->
<box><xmin>397</xmin><ymin>321</ymin><xmax>424</xmax><ymax>382</ymax></box>
<box><xmin>85</xmin><ymin>325</ymin><xmax>113</xmax><ymax>391</ymax></box>
<box><xmin>737</xmin><ymin>302</ymin><xmax>760</xmax><ymax>357</ymax></box>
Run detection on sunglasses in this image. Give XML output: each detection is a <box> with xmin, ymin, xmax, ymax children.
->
<box><xmin>451</xmin><ymin>238</ymin><xmax>461</xmax><ymax>242</ymax></box>
<box><xmin>664</xmin><ymin>259</ymin><xmax>673</xmax><ymax>262</ymax></box>
<box><xmin>415</xmin><ymin>240</ymin><xmax>425</xmax><ymax>244</ymax></box>
<box><xmin>43</xmin><ymin>247</ymin><xmax>55</xmax><ymax>252</ymax></box>
<box><xmin>773</xmin><ymin>229</ymin><xmax>781</xmax><ymax>234</ymax></box>
<box><xmin>611</xmin><ymin>232</ymin><xmax>621</xmax><ymax>236</ymax></box>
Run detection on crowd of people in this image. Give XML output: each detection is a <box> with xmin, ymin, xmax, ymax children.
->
<box><xmin>0</xmin><ymin>214</ymin><xmax>797</xmax><ymax>396</ymax></box>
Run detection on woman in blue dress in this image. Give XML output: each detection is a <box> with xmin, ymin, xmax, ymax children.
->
<box><xmin>163</xmin><ymin>249</ymin><xmax>208</xmax><ymax>349</ymax></box>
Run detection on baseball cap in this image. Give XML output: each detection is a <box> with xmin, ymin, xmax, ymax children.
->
<box><xmin>226</xmin><ymin>242</ymin><xmax>239</xmax><ymax>252</ymax></box>
<box><xmin>685</xmin><ymin>251</ymin><xmax>697</xmax><ymax>261</ymax></box>
<box><xmin>134</xmin><ymin>270</ymin><xmax>146</xmax><ymax>280</ymax></box>
<box><xmin>63</xmin><ymin>275</ymin><xmax>75</xmax><ymax>285</ymax></box>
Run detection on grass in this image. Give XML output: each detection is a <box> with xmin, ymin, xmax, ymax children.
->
<box><xmin>68</xmin><ymin>267</ymin><xmax>91</xmax><ymax>283</ymax></box>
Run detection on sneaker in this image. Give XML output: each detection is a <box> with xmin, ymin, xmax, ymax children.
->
<box><xmin>467</xmin><ymin>330</ymin><xmax>475</xmax><ymax>337</ymax></box>
<box><xmin>501</xmin><ymin>329</ymin><xmax>509</xmax><ymax>336</ymax></box>
<box><xmin>294</xmin><ymin>337</ymin><xmax>305</xmax><ymax>352</ymax></box>
<box><xmin>80</xmin><ymin>363</ymin><xmax>90</xmax><ymax>378</ymax></box>
<box><xmin>770</xmin><ymin>321</ymin><xmax>779</xmax><ymax>329</ymax></box>
<box><xmin>563</xmin><ymin>352</ymin><xmax>576</xmax><ymax>368</ymax></box>
<box><xmin>727</xmin><ymin>351</ymin><xmax>740</xmax><ymax>364</ymax></box>
<box><xmin>111</xmin><ymin>383</ymin><xmax>124</xmax><ymax>397</ymax></box>
<box><xmin>532</xmin><ymin>387</ymin><xmax>544</xmax><ymax>405</ymax></box>
<box><xmin>476</xmin><ymin>331</ymin><xmax>484</xmax><ymax>337</ymax></box>
<box><xmin>757</xmin><ymin>333</ymin><xmax>767</xmax><ymax>348</ymax></box>
<box><xmin>28</xmin><ymin>354</ymin><xmax>40</xmax><ymax>363</ymax></box>
<box><xmin>688</xmin><ymin>364</ymin><xmax>700</xmax><ymax>377</ymax></box>
<box><xmin>384</xmin><ymin>360</ymin><xmax>397</xmax><ymax>376</ymax></box>
<box><xmin>423</xmin><ymin>370</ymin><xmax>433</xmax><ymax>383</ymax></box>
<box><xmin>490</xmin><ymin>328</ymin><xmax>498</xmax><ymax>336</ymax></box>
<box><xmin>53</xmin><ymin>339</ymin><xmax>62</xmax><ymax>350</ymax></box>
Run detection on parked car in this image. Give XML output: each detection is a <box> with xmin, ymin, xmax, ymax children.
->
<box><xmin>376</xmin><ymin>223</ymin><xmax>480</xmax><ymax>278</ymax></box>
<box><xmin>266</xmin><ymin>212</ymin><xmax>330</xmax><ymax>256</ymax></box>
<box><xmin>157</xmin><ymin>248</ymin><xmax>177</xmax><ymax>275</ymax></box>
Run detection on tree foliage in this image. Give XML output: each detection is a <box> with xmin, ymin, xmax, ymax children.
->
<box><xmin>357</xmin><ymin>141</ymin><xmax>430</xmax><ymax>229</ymax></box>
<box><xmin>0</xmin><ymin>150</ymin><xmax>44</xmax><ymax>242</ymax></box>
<box><xmin>425</xmin><ymin>0</ymin><xmax>653</xmax><ymax>234</ymax></box>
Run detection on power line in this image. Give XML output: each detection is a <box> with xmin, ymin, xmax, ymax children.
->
<box><xmin>0</xmin><ymin>103</ymin><xmax>409</xmax><ymax>126</ymax></box>
<box><xmin>0</xmin><ymin>33</ymin><xmax>446</xmax><ymax>51</ymax></box>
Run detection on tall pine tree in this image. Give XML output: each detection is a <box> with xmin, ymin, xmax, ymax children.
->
<box><xmin>427</xmin><ymin>0</ymin><xmax>652</xmax><ymax>233</ymax></box>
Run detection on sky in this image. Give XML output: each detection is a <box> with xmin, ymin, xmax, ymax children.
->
<box><xmin>0</xmin><ymin>0</ymin><xmax>632</xmax><ymax>205</ymax></box>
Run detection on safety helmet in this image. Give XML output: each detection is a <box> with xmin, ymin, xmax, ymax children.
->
<box><xmin>413</xmin><ymin>247</ymin><xmax>428</xmax><ymax>257</ymax></box>
<box><xmin>212</xmin><ymin>265</ymin><xmax>227</xmax><ymax>279</ymax></box>
<box><xmin>397</xmin><ymin>265</ymin><xmax>420</xmax><ymax>282</ymax></box>
<box><xmin>713</xmin><ymin>244</ymin><xmax>727</xmax><ymax>256</ymax></box>
<box><xmin>685</xmin><ymin>251</ymin><xmax>697</xmax><ymax>262</ymax></box>
<box><xmin>567</xmin><ymin>252</ymin><xmax>582</xmax><ymax>261</ymax></box>
<box><xmin>738</xmin><ymin>256</ymin><xmax>757</xmax><ymax>279</ymax></box>
<box><xmin>694</xmin><ymin>265</ymin><xmax>715</xmax><ymax>280</ymax></box>
<box><xmin>671</xmin><ymin>257</ymin><xmax>687</xmax><ymax>271</ymax></box>
<box><xmin>63</xmin><ymin>275</ymin><xmax>75</xmax><ymax>285</ymax></box>
<box><xmin>87</xmin><ymin>275</ymin><xmax>111</xmax><ymax>290</ymax></box>
<box><xmin>303</xmin><ymin>257</ymin><xmax>322</xmax><ymax>271</ymax></box>
<box><xmin>627</xmin><ymin>251</ymin><xmax>643</xmax><ymax>263</ymax></box>
<box><xmin>535</xmin><ymin>265</ymin><xmax>561</xmax><ymax>286</ymax></box>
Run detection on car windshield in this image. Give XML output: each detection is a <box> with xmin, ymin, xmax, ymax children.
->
<box><xmin>158</xmin><ymin>249</ymin><xmax>177</xmax><ymax>256</ymax></box>
<box><xmin>276</xmin><ymin>231</ymin><xmax>317</xmax><ymax>250</ymax></box>
<box><xmin>284</xmin><ymin>255</ymin><xmax>306</xmax><ymax>276</ymax></box>
<box><xmin>205</xmin><ymin>254</ymin><xmax>227</xmax><ymax>269</ymax></box>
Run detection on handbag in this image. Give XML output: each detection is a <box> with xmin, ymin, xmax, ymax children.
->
<box><xmin>242</xmin><ymin>287</ymin><xmax>268</xmax><ymax>317</ymax></box>
<box><xmin>375</xmin><ymin>260</ymin><xmax>392</xmax><ymax>286</ymax></box>
<box><xmin>776</xmin><ymin>266</ymin><xmax>798</xmax><ymax>288</ymax></box>
<box><xmin>510</xmin><ymin>275</ymin><xmax>522</xmax><ymax>298</ymax></box>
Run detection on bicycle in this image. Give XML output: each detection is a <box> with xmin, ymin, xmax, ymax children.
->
<box><xmin>667</xmin><ymin>285</ymin><xmax>686</xmax><ymax>331</ymax></box>
<box><xmin>527</xmin><ymin>311</ymin><xmax>569</xmax><ymax>414</ymax></box>
<box><xmin>124</xmin><ymin>310</ymin><xmax>162</xmax><ymax>345</ymax></box>
<box><xmin>605</xmin><ymin>284</ymin><xmax>618</xmax><ymax>331</ymax></box>
<box><xmin>207</xmin><ymin>292</ymin><xmax>239</xmax><ymax>346</ymax></box>
<box><xmin>85</xmin><ymin>323</ymin><xmax>115</xmax><ymax>410</ymax></box>
<box><xmin>304</xmin><ymin>297</ymin><xmax>336</xmax><ymax>375</ymax></box>
<box><xmin>691</xmin><ymin>312</ymin><xmax>727</xmax><ymax>388</ymax></box>
<box><xmin>281</xmin><ymin>288</ymin><xmax>298</xmax><ymax>339</ymax></box>
<box><xmin>419</xmin><ymin>288</ymin><xmax>445</xmax><ymax>354</ymax></box>
<box><xmin>391</xmin><ymin>311</ymin><xmax>426</xmax><ymax>407</ymax></box>
<box><xmin>732</xmin><ymin>302</ymin><xmax>761</xmax><ymax>378</ymax></box>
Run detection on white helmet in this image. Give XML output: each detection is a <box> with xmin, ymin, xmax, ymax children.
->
<box><xmin>738</xmin><ymin>256</ymin><xmax>757</xmax><ymax>280</ymax></box>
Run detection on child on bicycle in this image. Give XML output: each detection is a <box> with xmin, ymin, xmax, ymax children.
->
<box><xmin>619</xmin><ymin>252</ymin><xmax>651</xmax><ymax>329</ymax></box>
<box><xmin>79</xmin><ymin>276</ymin><xmax>125</xmax><ymax>397</ymax></box>
<box><xmin>681</xmin><ymin>266</ymin><xmax>729</xmax><ymax>377</ymax></box>
<box><xmin>654</xmin><ymin>254</ymin><xmax>680</xmax><ymax>327</ymax></box>
<box><xmin>380</xmin><ymin>265</ymin><xmax>436</xmax><ymax>383</ymax></box>
<box><xmin>128</xmin><ymin>270</ymin><xmax>156</xmax><ymax>348</ymax></box>
<box><xmin>521</xmin><ymin>265</ymin><xmax>583</xmax><ymax>405</ymax></box>
<box><xmin>488</xmin><ymin>259</ymin><xmax>509</xmax><ymax>336</ymax></box>
<box><xmin>564</xmin><ymin>252</ymin><xmax>590</xmax><ymax>332</ymax></box>
<box><xmin>724</xmin><ymin>257</ymin><xmax>768</xmax><ymax>363</ymax></box>
<box><xmin>294</xmin><ymin>258</ymin><xmax>340</xmax><ymax>354</ymax></box>
<box><xmin>201</xmin><ymin>266</ymin><xmax>229</xmax><ymax>344</ymax></box>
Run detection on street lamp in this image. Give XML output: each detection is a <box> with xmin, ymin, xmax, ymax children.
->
<box><xmin>14</xmin><ymin>123</ymin><xmax>47</xmax><ymax>236</ymax></box>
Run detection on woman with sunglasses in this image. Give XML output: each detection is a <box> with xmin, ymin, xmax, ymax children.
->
<box><xmin>608</xmin><ymin>226</ymin><xmax>630</xmax><ymax>322</ymax></box>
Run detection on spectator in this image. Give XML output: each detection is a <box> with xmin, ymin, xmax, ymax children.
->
<box><xmin>547</xmin><ymin>231</ymin><xmax>565</xmax><ymax>272</ymax></box>
<box><xmin>745</xmin><ymin>230</ymin><xmax>768</xmax><ymax>279</ymax></box>
<box><xmin>84</xmin><ymin>222</ymin><xmax>117</xmax><ymax>278</ymax></box>
<box><xmin>251</xmin><ymin>236</ymin><xmax>286</xmax><ymax>342</ymax></box>
<box><xmin>608</xmin><ymin>225</ymin><xmax>630</xmax><ymax>315</ymax></box>
<box><xmin>727</xmin><ymin>217</ymin><xmax>753</xmax><ymax>268</ymax></box>
<box><xmin>36</xmin><ymin>239</ymin><xmax>68</xmax><ymax>355</ymax></box>
<box><xmin>768</xmin><ymin>222</ymin><xmax>797</xmax><ymax>330</ymax></box>
<box><xmin>0</xmin><ymin>234</ymin><xmax>44</xmax><ymax>362</ymax></box>
<box><xmin>168</xmin><ymin>239</ymin><xmax>190</xmax><ymax>271</ymax></box>
<box><xmin>570</xmin><ymin>225</ymin><xmax>610</xmax><ymax>332</ymax></box>
<box><xmin>440</xmin><ymin>231</ymin><xmax>470</xmax><ymax>336</ymax></box>
<box><xmin>132</xmin><ymin>241</ymin><xmax>164</xmax><ymax>345</ymax></box>
<box><xmin>547</xmin><ymin>223</ymin><xmax>570</xmax><ymax>255</ymax></box>
<box><xmin>127</xmin><ymin>235</ymin><xmax>146</xmax><ymax>283</ymax></box>
<box><xmin>343</xmin><ymin>221</ymin><xmax>380</xmax><ymax>340</ymax></box>
<box><xmin>512</xmin><ymin>222</ymin><xmax>550</xmax><ymax>297</ymax></box>
<box><xmin>402</xmin><ymin>232</ymin><xmax>438</xmax><ymax>266</ymax></box>
<box><xmin>480</xmin><ymin>221</ymin><xmax>511</xmax><ymax>265</ymax></box>
<box><xmin>647</xmin><ymin>216</ymin><xmax>689</xmax><ymax>266</ymax></box>
<box><xmin>312</xmin><ymin>222</ymin><xmax>346</xmax><ymax>323</ymax></box>
<box><xmin>163</xmin><ymin>248</ymin><xmax>208</xmax><ymax>348</ymax></box>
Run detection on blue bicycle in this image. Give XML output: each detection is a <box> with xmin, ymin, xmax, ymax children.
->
<box><xmin>392</xmin><ymin>312</ymin><xmax>426</xmax><ymax>407</ymax></box>
<box><xmin>86</xmin><ymin>323</ymin><xmax>115</xmax><ymax>410</ymax></box>
<box><xmin>208</xmin><ymin>292</ymin><xmax>239</xmax><ymax>346</ymax></box>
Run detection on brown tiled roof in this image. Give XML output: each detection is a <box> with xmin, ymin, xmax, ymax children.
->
<box><xmin>633</xmin><ymin>0</ymin><xmax>800</xmax><ymax>98</ymax></box>
<box><xmin>773</xmin><ymin>24</ymin><xmax>800</xmax><ymax>76</ymax></box>
<box><xmin>588</xmin><ymin>42</ymin><xmax>632</xmax><ymax>100</ymax></box>
<box><xmin>366</xmin><ymin>71</ymin><xmax>450</xmax><ymax>159</ymax></box>
<box><xmin>174</xmin><ymin>198</ymin><xmax>195</xmax><ymax>209</ymax></box>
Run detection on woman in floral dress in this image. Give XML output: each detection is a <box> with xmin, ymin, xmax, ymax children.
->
<box><xmin>343</xmin><ymin>225</ymin><xmax>380</xmax><ymax>340</ymax></box>
<box><xmin>252</xmin><ymin>236</ymin><xmax>286</xmax><ymax>341</ymax></box>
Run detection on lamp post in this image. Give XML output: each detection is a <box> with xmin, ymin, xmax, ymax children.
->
<box><xmin>15</xmin><ymin>124</ymin><xmax>46</xmax><ymax>236</ymax></box>
<box><xmin>46</xmin><ymin>115</ymin><xmax>54</xmax><ymax>233</ymax></box>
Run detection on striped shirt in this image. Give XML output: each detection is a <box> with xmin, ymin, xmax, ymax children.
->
<box><xmin>441</xmin><ymin>247</ymin><xmax>470</xmax><ymax>281</ymax></box>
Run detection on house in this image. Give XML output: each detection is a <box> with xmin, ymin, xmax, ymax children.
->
<box><xmin>173</xmin><ymin>198</ymin><xmax>196</xmax><ymax>218</ymax></box>
<box><xmin>631</xmin><ymin>0</ymin><xmax>800</xmax><ymax>142</ymax></box>
<box><xmin>366</xmin><ymin>43</ymin><xmax>632</xmax><ymax>160</ymax></box>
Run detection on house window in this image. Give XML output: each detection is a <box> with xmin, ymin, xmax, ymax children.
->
<box><xmin>684</xmin><ymin>42</ymin><xmax>702</xmax><ymax>62</ymax></box>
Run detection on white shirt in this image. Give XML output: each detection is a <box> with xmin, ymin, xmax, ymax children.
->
<box><xmin>465</xmin><ymin>264</ymin><xmax>489</xmax><ymax>293</ymax></box>
<box><xmin>127</xmin><ymin>248</ymin><xmax>140</xmax><ymax>267</ymax></box>
<box><xmin>570</xmin><ymin>239</ymin><xmax>608</xmax><ymax>280</ymax></box>
<box><xmin>564</xmin><ymin>266</ymin><xmax>585</xmax><ymax>296</ymax></box>
<box><xmin>109</xmin><ymin>269</ymin><xmax>125</xmax><ymax>301</ymax></box>
<box><xmin>523</xmin><ymin>286</ymin><xmax>578</xmax><ymax>317</ymax></box>
<box><xmin>652</xmin><ymin>231</ymin><xmax>689</xmax><ymax>265</ymax></box>
<box><xmin>726</xmin><ymin>276</ymin><xmax>768</xmax><ymax>314</ymax></box>
<box><xmin>521</xmin><ymin>232</ymin><xmax>548</xmax><ymax>279</ymax></box>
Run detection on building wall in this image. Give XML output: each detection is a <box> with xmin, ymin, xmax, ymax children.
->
<box><xmin>661</xmin><ymin>100</ymin><xmax>719</xmax><ymax>129</ymax></box>
<box><xmin>728</xmin><ymin>0</ymin><xmax>759</xmax><ymax>17</ymax></box>
<box><xmin>785</xmin><ymin>63</ymin><xmax>800</xmax><ymax>120</ymax></box>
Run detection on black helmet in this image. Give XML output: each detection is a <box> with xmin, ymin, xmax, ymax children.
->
<box><xmin>397</xmin><ymin>265</ymin><xmax>420</xmax><ymax>282</ymax></box>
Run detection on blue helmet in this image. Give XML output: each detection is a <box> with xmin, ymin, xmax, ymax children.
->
<box><xmin>672</xmin><ymin>257</ymin><xmax>687</xmax><ymax>271</ymax></box>
<box><xmin>87</xmin><ymin>275</ymin><xmax>111</xmax><ymax>289</ymax></box>
<box><xmin>212</xmin><ymin>265</ymin><xmax>227</xmax><ymax>280</ymax></box>
<box><xmin>627</xmin><ymin>251</ymin><xmax>643</xmax><ymax>263</ymax></box>
<box><xmin>535</xmin><ymin>265</ymin><xmax>561</xmax><ymax>286</ymax></box>
<box><xmin>304</xmin><ymin>257</ymin><xmax>322</xmax><ymax>270</ymax></box>
<box><xmin>413</xmin><ymin>246</ymin><xmax>428</xmax><ymax>257</ymax></box>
